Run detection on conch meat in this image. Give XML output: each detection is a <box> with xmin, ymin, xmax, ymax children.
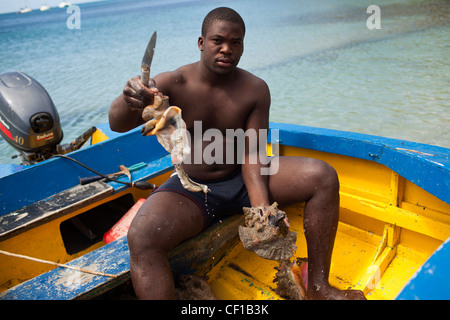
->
<box><xmin>238</xmin><ymin>202</ymin><xmax>308</xmax><ymax>299</ymax></box>
<box><xmin>141</xmin><ymin>94</ymin><xmax>209</xmax><ymax>193</ymax></box>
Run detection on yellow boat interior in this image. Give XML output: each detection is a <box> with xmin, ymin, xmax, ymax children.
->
<box><xmin>206</xmin><ymin>144</ymin><xmax>450</xmax><ymax>300</ymax></box>
<box><xmin>0</xmin><ymin>125</ymin><xmax>449</xmax><ymax>300</ymax></box>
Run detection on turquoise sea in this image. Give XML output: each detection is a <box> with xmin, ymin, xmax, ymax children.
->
<box><xmin>0</xmin><ymin>0</ymin><xmax>449</xmax><ymax>164</ymax></box>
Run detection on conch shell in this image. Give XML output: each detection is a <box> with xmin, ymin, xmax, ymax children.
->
<box><xmin>274</xmin><ymin>258</ymin><xmax>308</xmax><ymax>300</ymax></box>
<box><xmin>238</xmin><ymin>202</ymin><xmax>309</xmax><ymax>300</ymax></box>
<box><xmin>141</xmin><ymin>95</ymin><xmax>209</xmax><ymax>193</ymax></box>
<box><xmin>238</xmin><ymin>202</ymin><xmax>297</xmax><ymax>261</ymax></box>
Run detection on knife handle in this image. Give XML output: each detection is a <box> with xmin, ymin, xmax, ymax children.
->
<box><xmin>141</xmin><ymin>68</ymin><xmax>150</xmax><ymax>87</ymax></box>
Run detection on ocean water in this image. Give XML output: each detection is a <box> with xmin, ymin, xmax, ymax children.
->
<box><xmin>0</xmin><ymin>0</ymin><xmax>449</xmax><ymax>164</ymax></box>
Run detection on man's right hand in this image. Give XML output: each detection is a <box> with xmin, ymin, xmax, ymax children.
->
<box><xmin>109</xmin><ymin>76</ymin><xmax>160</xmax><ymax>132</ymax></box>
<box><xmin>123</xmin><ymin>76</ymin><xmax>159</xmax><ymax>110</ymax></box>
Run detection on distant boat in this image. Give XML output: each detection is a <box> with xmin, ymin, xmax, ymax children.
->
<box><xmin>20</xmin><ymin>0</ymin><xmax>32</xmax><ymax>13</ymax></box>
<box><xmin>58</xmin><ymin>1</ymin><xmax>71</xmax><ymax>8</ymax></box>
<box><xmin>19</xmin><ymin>7</ymin><xmax>32</xmax><ymax>13</ymax></box>
<box><xmin>40</xmin><ymin>5</ymin><xmax>50</xmax><ymax>11</ymax></box>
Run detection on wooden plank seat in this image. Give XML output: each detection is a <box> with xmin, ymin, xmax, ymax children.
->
<box><xmin>0</xmin><ymin>214</ymin><xmax>244</xmax><ymax>300</ymax></box>
<box><xmin>0</xmin><ymin>181</ymin><xmax>113</xmax><ymax>242</ymax></box>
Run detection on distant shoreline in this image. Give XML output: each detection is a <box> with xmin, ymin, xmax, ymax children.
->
<box><xmin>0</xmin><ymin>0</ymin><xmax>105</xmax><ymax>15</ymax></box>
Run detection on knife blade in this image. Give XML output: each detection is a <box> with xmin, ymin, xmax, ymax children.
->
<box><xmin>141</xmin><ymin>31</ymin><xmax>157</xmax><ymax>87</ymax></box>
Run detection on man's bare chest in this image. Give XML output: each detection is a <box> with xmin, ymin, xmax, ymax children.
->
<box><xmin>172</xmin><ymin>88</ymin><xmax>254</xmax><ymax>131</ymax></box>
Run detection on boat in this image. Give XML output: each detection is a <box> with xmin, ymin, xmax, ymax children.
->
<box><xmin>58</xmin><ymin>2</ymin><xmax>71</xmax><ymax>8</ymax></box>
<box><xmin>19</xmin><ymin>7</ymin><xmax>32</xmax><ymax>14</ymax></box>
<box><xmin>19</xmin><ymin>0</ymin><xmax>32</xmax><ymax>13</ymax></box>
<box><xmin>0</xmin><ymin>120</ymin><xmax>448</xmax><ymax>300</ymax></box>
<box><xmin>40</xmin><ymin>5</ymin><xmax>50</xmax><ymax>12</ymax></box>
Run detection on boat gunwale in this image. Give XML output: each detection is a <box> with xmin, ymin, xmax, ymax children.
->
<box><xmin>0</xmin><ymin>125</ymin><xmax>170</xmax><ymax>216</ymax></box>
<box><xmin>268</xmin><ymin>122</ymin><xmax>450</xmax><ymax>205</ymax></box>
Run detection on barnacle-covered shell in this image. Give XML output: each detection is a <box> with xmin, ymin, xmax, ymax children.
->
<box><xmin>238</xmin><ymin>202</ymin><xmax>297</xmax><ymax>261</ymax></box>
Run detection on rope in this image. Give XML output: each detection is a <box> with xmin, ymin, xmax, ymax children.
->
<box><xmin>0</xmin><ymin>249</ymin><xmax>118</xmax><ymax>278</ymax></box>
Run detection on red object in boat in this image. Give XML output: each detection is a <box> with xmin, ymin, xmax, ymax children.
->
<box><xmin>103</xmin><ymin>198</ymin><xmax>145</xmax><ymax>244</ymax></box>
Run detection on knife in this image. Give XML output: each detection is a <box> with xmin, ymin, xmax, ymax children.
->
<box><xmin>141</xmin><ymin>31</ymin><xmax>157</xmax><ymax>87</ymax></box>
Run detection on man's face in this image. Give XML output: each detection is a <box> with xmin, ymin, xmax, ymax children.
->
<box><xmin>198</xmin><ymin>20</ymin><xmax>244</xmax><ymax>76</ymax></box>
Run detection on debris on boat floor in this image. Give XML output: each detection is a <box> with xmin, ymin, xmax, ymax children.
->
<box><xmin>239</xmin><ymin>202</ymin><xmax>308</xmax><ymax>300</ymax></box>
<box><xmin>175</xmin><ymin>274</ymin><xmax>217</xmax><ymax>300</ymax></box>
<box><xmin>94</xmin><ymin>275</ymin><xmax>217</xmax><ymax>300</ymax></box>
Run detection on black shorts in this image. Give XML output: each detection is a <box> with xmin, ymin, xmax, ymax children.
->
<box><xmin>150</xmin><ymin>168</ymin><xmax>251</xmax><ymax>229</ymax></box>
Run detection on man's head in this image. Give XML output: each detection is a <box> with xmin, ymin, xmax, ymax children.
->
<box><xmin>201</xmin><ymin>7</ymin><xmax>245</xmax><ymax>37</ymax></box>
<box><xmin>198</xmin><ymin>7</ymin><xmax>245</xmax><ymax>76</ymax></box>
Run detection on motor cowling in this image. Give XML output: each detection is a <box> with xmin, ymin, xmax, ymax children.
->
<box><xmin>0</xmin><ymin>71</ymin><xmax>63</xmax><ymax>164</ymax></box>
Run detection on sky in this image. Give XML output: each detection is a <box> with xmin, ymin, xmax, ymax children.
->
<box><xmin>0</xmin><ymin>0</ymin><xmax>102</xmax><ymax>14</ymax></box>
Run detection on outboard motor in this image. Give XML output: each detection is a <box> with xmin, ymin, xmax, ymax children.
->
<box><xmin>0</xmin><ymin>72</ymin><xmax>95</xmax><ymax>165</ymax></box>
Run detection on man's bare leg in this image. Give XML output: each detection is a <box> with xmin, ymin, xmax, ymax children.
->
<box><xmin>267</xmin><ymin>156</ymin><xmax>365</xmax><ymax>300</ymax></box>
<box><xmin>127</xmin><ymin>192</ymin><xmax>204</xmax><ymax>299</ymax></box>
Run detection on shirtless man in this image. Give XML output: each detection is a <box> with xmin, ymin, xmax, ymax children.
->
<box><xmin>109</xmin><ymin>7</ymin><xmax>365</xmax><ymax>300</ymax></box>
